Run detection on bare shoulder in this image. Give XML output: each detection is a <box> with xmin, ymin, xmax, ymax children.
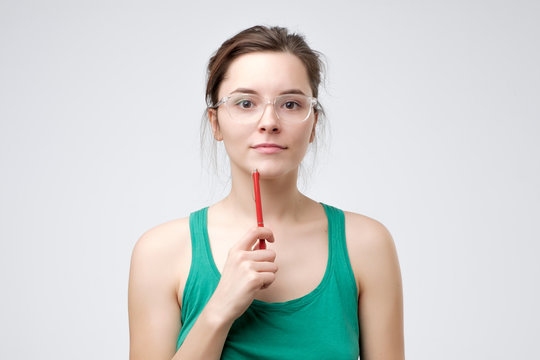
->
<box><xmin>132</xmin><ymin>217</ymin><xmax>191</xmax><ymax>266</ymax></box>
<box><xmin>344</xmin><ymin>211</ymin><xmax>394</xmax><ymax>250</ymax></box>
<box><xmin>133</xmin><ymin>217</ymin><xmax>191</xmax><ymax>257</ymax></box>
<box><xmin>343</xmin><ymin>211</ymin><xmax>401</xmax><ymax>294</ymax></box>
<box><xmin>129</xmin><ymin>217</ymin><xmax>192</xmax><ymax>302</ymax></box>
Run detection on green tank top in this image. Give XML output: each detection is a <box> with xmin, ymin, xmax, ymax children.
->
<box><xmin>177</xmin><ymin>203</ymin><xmax>359</xmax><ymax>359</ymax></box>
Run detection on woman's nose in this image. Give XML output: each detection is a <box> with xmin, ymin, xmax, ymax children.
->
<box><xmin>258</xmin><ymin>102</ymin><xmax>281</xmax><ymax>133</ymax></box>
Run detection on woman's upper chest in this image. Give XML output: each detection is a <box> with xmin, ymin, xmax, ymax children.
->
<box><xmin>209</xmin><ymin>220</ymin><xmax>329</xmax><ymax>303</ymax></box>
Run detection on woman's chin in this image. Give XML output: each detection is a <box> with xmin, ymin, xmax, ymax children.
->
<box><xmin>249</xmin><ymin>165</ymin><xmax>297</xmax><ymax>180</ymax></box>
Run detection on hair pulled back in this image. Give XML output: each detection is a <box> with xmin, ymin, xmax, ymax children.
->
<box><xmin>205</xmin><ymin>25</ymin><xmax>325</xmax><ymax>109</ymax></box>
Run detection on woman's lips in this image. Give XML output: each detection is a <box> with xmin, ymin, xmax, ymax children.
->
<box><xmin>252</xmin><ymin>143</ymin><xmax>287</xmax><ymax>154</ymax></box>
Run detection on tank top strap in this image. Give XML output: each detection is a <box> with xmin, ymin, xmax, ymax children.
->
<box><xmin>178</xmin><ymin>207</ymin><xmax>217</xmax><ymax>349</ymax></box>
<box><xmin>322</xmin><ymin>203</ymin><xmax>357</xmax><ymax>297</ymax></box>
<box><xmin>188</xmin><ymin>207</ymin><xmax>213</xmax><ymax>276</ymax></box>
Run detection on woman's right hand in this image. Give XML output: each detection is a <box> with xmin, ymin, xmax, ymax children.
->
<box><xmin>205</xmin><ymin>227</ymin><xmax>277</xmax><ymax>324</ymax></box>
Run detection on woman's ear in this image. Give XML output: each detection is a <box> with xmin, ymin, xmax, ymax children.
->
<box><xmin>309</xmin><ymin>112</ymin><xmax>318</xmax><ymax>143</ymax></box>
<box><xmin>208</xmin><ymin>108</ymin><xmax>223</xmax><ymax>141</ymax></box>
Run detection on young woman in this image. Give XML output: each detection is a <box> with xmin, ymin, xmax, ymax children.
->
<box><xmin>128</xmin><ymin>26</ymin><xmax>404</xmax><ymax>360</ymax></box>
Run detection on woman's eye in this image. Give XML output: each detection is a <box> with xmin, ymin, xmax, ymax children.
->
<box><xmin>283</xmin><ymin>101</ymin><xmax>301</xmax><ymax>110</ymax></box>
<box><xmin>235</xmin><ymin>99</ymin><xmax>255</xmax><ymax>109</ymax></box>
<box><xmin>241</xmin><ymin>100</ymin><xmax>253</xmax><ymax>108</ymax></box>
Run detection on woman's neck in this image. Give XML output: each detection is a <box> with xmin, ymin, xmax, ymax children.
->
<box><xmin>218</xmin><ymin>167</ymin><xmax>308</xmax><ymax>226</ymax></box>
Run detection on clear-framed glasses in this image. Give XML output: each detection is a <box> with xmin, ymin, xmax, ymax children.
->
<box><xmin>210</xmin><ymin>93</ymin><xmax>318</xmax><ymax>123</ymax></box>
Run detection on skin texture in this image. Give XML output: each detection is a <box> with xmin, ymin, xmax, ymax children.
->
<box><xmin>128</xmin><ymin>52</ymin><xmax>404</xmax><ymax>360</ymax></box>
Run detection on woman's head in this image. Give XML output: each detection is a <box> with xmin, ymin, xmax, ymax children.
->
<box><xmin>201</xmin><ymin>25</ymin><xmax>326</xmax><ymax>181</ymax></box>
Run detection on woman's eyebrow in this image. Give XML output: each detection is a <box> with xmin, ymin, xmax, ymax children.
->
<box><xmin>230</xmin><ymin>88</ymin><xmax>307</xmax><ymax>95</ymax></box>
<box><xmin>278</xmin><ymin>89</ymin><xmax>307</xmax><ymax>95</ymax></box>
<box><xmin>231</xmin><ymin>88</ymin><xmax>258</xmax><ymax>94</ymax></box>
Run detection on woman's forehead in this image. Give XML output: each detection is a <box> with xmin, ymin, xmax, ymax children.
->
<box><xmin>219</xmin><ymin>52</ymin><xmax>312</xmax><ymax>96</ymax></box>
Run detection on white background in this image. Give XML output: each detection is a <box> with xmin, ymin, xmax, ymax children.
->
<box><xmin>1</xmin><ymin>0</ymin><xmax>539</xmax><ymax>359</ymax></box>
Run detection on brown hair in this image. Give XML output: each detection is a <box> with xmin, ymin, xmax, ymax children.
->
<box><xmin>205</xmin><ymin>25</ymin><xmax>325</xmax><ymax>110</ymax></box>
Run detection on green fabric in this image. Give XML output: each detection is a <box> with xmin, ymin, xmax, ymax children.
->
<box><xmin>177</xmin><ymin>203</ymin><xmax>359</xmax><ymax>359</ymax></box>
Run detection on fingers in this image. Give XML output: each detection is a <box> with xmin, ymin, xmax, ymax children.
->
<box><xmin>247</xmin><ymin>259</ymin><xmax>278</xmax><ymax>290</ymax></box>
<box><xmin>234</xmin><ymin>227</ymin><xmax>275</xmax><ymax>252</ymax></box>
<box><xmin>248</xmin><ymin>248</ymin><xmax>277</xmax><ymax>262</ymax></box>
<box><xmin>252</xmin><ymin>239</ymin><xmax>270</xmax><ymax>251</ymax></box>
<box><xmin>259</xmin><ymin>271</ymin><xmax>276</xmax><ymax>290</ymax></box>
<box><xmin>251</xmin><ymin>260</ymin><xmax>278</xmax><ymax>273</ymax></box>
<box><xmin>229</xmin><ymin>227</ymin><xmax>277</xmax><ymax>291</ymax></box>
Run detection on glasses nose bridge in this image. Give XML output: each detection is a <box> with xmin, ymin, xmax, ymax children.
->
<box><xmin>258</xmin><ymin>97</ymin><xmax>280</xmax><ymax>122</ymax></box>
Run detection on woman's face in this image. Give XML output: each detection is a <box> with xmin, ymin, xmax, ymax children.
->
<box><xmin>210</xmin><ymin>51</ymin><xmax>317</xmax><ymax>179</ymax></box>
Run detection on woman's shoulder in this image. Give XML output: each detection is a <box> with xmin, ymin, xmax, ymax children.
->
<box><xmin>128</xmin><ymin>216</ymin><xmax>195</xmax><ymax>337</ymax></box>
<box><xmin>341</xmin><ymin>210</ymin><xmax>400</xmax><ymax>292</ymax></box>
<box><xmin>133</xmin><ymin>216</ymin><xmax>191</xmax><ymax>257</ymax></box>
<box><xmin>342</xmin><ymin>210</ymin><xmax>393</xmax><ymax>247</ymax></box>
<box><xmin>130</xmin><ymin>216</ymin><xmax>192</xmax><ymax>292</ymax></box>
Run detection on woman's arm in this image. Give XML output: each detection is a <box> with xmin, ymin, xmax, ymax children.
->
<box><xmin>128</xmin><ymin>221</ymin><xmax>278</xmax><ymax>360</ymax></box>
<box><xmin>128</xmin><ymin>221</ymin><xmax>188</xmax><ymax>359</ymax></box>
<box><xmin>346</xmin><ymin>213</ymin><xmax>404</xmax><ymax>360</ymax></box>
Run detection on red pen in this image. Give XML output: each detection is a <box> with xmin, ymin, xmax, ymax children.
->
<box><xmin>252</xmin><ymin>169</ymin><xmax>266</xmax><ymax>249</ymax></box>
